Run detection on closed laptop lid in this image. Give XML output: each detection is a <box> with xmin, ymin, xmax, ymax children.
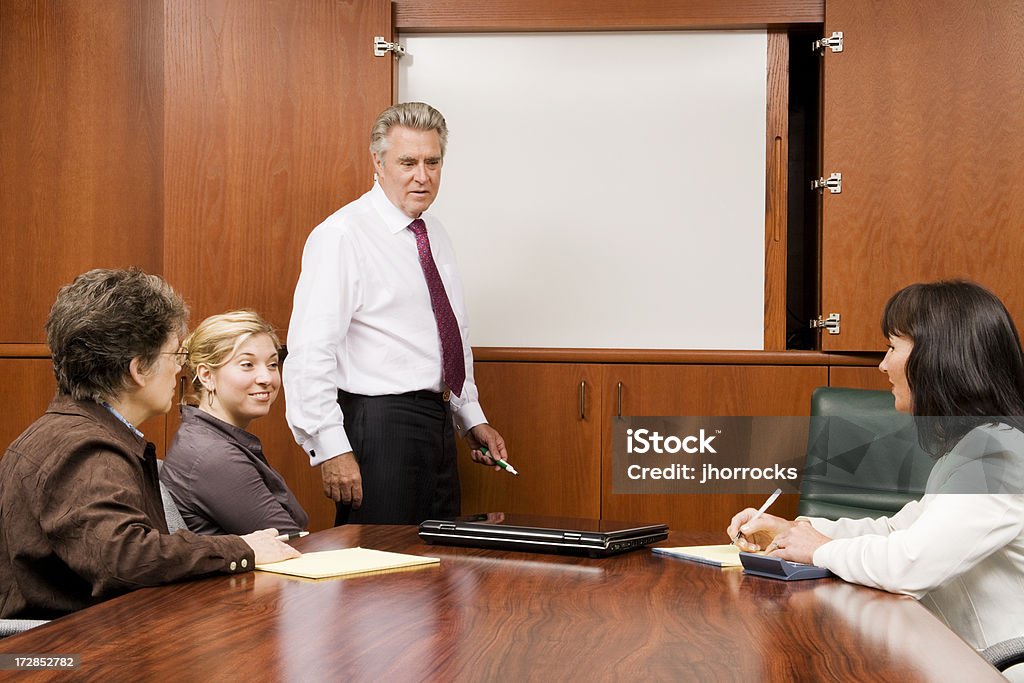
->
<box><xmin>418</xmin><ymin>513</ymin><xmax>669</xmax><ymax>557</ymax></box>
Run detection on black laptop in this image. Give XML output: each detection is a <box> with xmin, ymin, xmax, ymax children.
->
<box><xmin>418</xmin><ymin>513</ymin><xmax>668</xmax><ymax>558</ymax></box>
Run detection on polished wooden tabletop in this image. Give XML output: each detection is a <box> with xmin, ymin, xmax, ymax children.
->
<box><xmin>0</xmin><ymin>525</ymin><xmax>1002</xmax><ymax>682</ymax></box>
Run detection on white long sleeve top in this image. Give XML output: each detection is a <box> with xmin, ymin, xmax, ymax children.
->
<box><xmin>809</xmin><ymin>423</ymin><xmax>1024</xmax><ymax>649</ymax></box>
<box><xmin>283</xmin><ymin>182</ymin><xmax>486</xmax><ymax>465</ymax></box>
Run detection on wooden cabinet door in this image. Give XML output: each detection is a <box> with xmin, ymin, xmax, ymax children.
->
<box><xmin>601</xmin><ymin>364</ymin><xmax>827</xmax><ymax>532</ymax></box>
<box><xmin>458</xmin><ymin>362</ymin><xmax>603</xmax><ymax>519</ymax></box>
<box><xmin>820</xmin><ymin>0</ymin><xmax>1024</xmax><ymax>351</ymax></box>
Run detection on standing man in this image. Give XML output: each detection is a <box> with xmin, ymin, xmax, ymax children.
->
<box><xmin>284</xmin><ymin>102</ymin><xmax>508</xmax><ymax>525</ymax></box>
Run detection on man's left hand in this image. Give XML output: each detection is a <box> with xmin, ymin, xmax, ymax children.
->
<box><xmin>466</xmin><ymin>423</ymin><xmax>508</xmax><ymax>469</ymax></box>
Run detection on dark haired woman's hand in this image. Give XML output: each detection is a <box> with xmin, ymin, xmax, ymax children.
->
<box><xmin>726</xmin><ymin>509</ymin><xmax>795</xmax><ymax>552</ymax></box>
<box><xmin>764</xmin><ymin>521</ymin><xmax>831</xmax><ymax>565</ymax></box>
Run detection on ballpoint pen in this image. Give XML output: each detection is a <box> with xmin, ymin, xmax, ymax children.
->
<box><xmin>480</xmin><ymin>446</ymin><xmax>519</xmax><ymax>476</ymax></box>
<box><xmin>276</xmin><ymin>531</ymin><xmax>309</xmax><ymax>541</ymax></box>
<box><xmin>732</xmin><ymin>487</ymin><xmax>782</xmax><ymax>544</ymax></box>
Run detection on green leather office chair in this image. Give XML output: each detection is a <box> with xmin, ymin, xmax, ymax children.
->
<box><xmin>799</xmin><ymin>388</ymin><xmax>1024</xmax><ymax>673</ymax></box>
<box><xmin>798</xmin><ymin>387</ymin><xmax>935</xmax><ymax>520</ymax></box>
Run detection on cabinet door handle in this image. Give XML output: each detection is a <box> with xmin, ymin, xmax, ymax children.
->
<box><xmin>617</xmin><ymin>381</ymin><xmax>623</xmax><ymax>418</ymax></box>
<box><xmin>579</xmin><ymin>381</ymin><xmax>586</xmax><ymax>421</ymax></box>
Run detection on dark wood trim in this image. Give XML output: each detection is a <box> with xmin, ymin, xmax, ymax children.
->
<box><xmin>2</xmin><ymin>344</ymin><xmax>882</xmax><ymax>367</ymax></box>
<box><xmin>764</xmin><ymin>29</ymin><xmax>789</xmax><ymax>350</ymax></box>
<box><xmin>394</xmin><ymin>0</ymin><xmax>824</xmax><ymax>32</ymax></box>
<box><xmin>0</xmin><ymin>344</ymin><xmax>50</xmax><ymax>359</ymax></box>
<box><xmin>471</xmin><ymin>347</ymin><xmax>882</xmax><ymax>365</ymax></box>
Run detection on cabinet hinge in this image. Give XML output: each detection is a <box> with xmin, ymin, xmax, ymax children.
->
<box><xmin>813</xmin><ymin>32</ymin><xmax>844</xmax><ymax>54</ymax></box>
<box><xmin>812</xmin><ymin>172</ymin><xmax>842</xmax><ymax>194</ymax></box>
<box><xmin>810</xmin><ymin>313</ymin><xmax>841</xmax><ymax>335</ymax></box>
<box><xmin>373</xmin><ymin>36</ymin><xmax>405</xmax><ymax>58</ymax></box>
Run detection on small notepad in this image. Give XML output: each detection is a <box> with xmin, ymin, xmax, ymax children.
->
<box><xmin>652</xmin><ymin>544</ymin><xmax>743</xmax><ymax>568</ymax></box>
<box><xmin>256</xmin><ymin>547</ymin><xmax>440</xmax><ymax>579</ymax></box>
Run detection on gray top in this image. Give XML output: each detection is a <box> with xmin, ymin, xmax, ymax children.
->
<box><xmin>162</xmin><ymin>407</ymin><xmax>308</xmax><ymax>536</ymax></box>
<box><xmin>0</xmin><ymin>397</ymin><xmax>253</xmax><ymax>619</ymax></box>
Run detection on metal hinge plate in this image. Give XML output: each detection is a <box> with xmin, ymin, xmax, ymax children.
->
<box><xmin>812</xmin><ymin>172</ymin><xmax>842</xmax><ymax>194</ymax></box>
<box><xmin>373</xmin><ymin>36</ymin><xmax>405</xmax><ymax>58</ymax></box>
<box><xmin>810</xmin><ymin>313</ymin><xmax>841</xmax><ymax>335</ymax></box>
<box><xmin>813</xmin><ymin>31</ymin><xmax>844</xmax><ymax>54</ymax></box>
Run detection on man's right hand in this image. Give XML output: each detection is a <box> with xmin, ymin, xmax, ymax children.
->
<box><xmin>321</xmin><ymin>452</ymin><xmax>362</xmax><ymax>508</ymax></box>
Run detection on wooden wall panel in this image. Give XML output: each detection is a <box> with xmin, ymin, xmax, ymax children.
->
<box><xmin>161</xmin><ymin>0</ymin><xmax>393</xmax><ymax>531</ymax></box>
<box><xmin>0</xmin><ymin>0</ymin><xmax>164</xmax><ymax>342</ymax></box>
<box><xmin>0</xmin><ymin>358</ymin><xmax>166</xmax><ymax>459</ymax></box>
<box><xmin>394</xmin><ymin>0</ymin><xmax>824</xmax><ymax>32</ymax></box>
<box><xmin>163</xmin><ymin>0</ymin><xmax>393</xmax><ymax>330</ymax></box>
<box><xmin>0</xmin><ymin>359</ymin><xmax>55</xmax><ymax>454</ymax></box>
<box><xmin>458</xmin><ymin>363</ymin><xmax>603</xmax><ymax>519</ymax></box>
<box><xmin>601</xmin><ymin>364</ymin><xmax>827</xmax><ymax>532</ymax></box>
<box><xmin>829</xmin><ymin>364</ymin><xmax>890</xmax><ymax>392</ymax></box>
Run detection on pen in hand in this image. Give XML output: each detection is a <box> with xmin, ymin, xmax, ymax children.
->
<box><xmin>276</xmin><ymin>531</ymin><xmax>309</xmax><ymax>541</ymax></box>
<box><xmin>480</xmin><ymin>446</ymin><xmax>519</xmax><ymax>476</ymax></box>
<box><xmin>732</xmin><ymin>487</ymin><xmax>782</xmax><ymax>545</ymax></box>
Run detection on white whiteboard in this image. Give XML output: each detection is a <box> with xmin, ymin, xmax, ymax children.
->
<box><xmin>398</xmin><ymin>32</ymin><xmax>767</xmax><ymax>349</ymax></box>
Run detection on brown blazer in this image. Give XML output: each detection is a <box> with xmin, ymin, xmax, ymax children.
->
<box><xmin>0</xmin><ymin>396</ymin><xmax>254</xmax><ymax>618</ymax></box>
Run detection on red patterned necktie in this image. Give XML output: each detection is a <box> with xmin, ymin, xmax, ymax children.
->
<box><xmin>408</xmin><ymin>218</ymin><xmax>466</xmax><ymax>397</ymax></box>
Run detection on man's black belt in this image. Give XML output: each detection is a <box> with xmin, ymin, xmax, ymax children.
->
<box><xmin>338</xmin><ymin>389</ymin><xmax>451</xmax><ymax>403</ymax></box>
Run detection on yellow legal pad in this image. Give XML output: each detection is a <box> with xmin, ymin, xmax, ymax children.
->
<box><xmin>256</xmin><ymin>547</ymin><xmax>440</xmax><ymax>579</ymax></box>
<box><xmin>652</xmin><ymin>544</ymin><xmax>743</xmax><ymax>568</ymax></box>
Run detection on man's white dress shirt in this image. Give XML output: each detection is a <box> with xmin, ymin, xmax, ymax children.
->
<box><xmin>284</xmin><ymin>182</ymin><xmax>486</xmax><ymax>465</ymax></box>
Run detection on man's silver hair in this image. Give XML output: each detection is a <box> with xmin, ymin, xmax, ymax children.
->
<box><xmin>369</xmin><ymin>102</ymin><xmax>448</xmax><ymax>159</ymax></box>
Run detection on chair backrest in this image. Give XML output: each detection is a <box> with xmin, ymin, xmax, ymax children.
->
<box><xmin>155</xmin><ymin>460</ymin><xmax>188</xmax><ymax>534</ymax></box>
<box><xmin>798</xmin><ymin>387</ymin><xmax>935</xmax><ymax>520</ymax></box>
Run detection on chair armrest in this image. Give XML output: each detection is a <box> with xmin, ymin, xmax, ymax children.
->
<box><xmin>981</xmin><ymin>636</ymin><xmax>1024</xmax><ymax>671</ymax></box>
<box><xmin>0</xmin><ymin>619</ymin><xmax>49</xmax><ymax>638</ymax></box>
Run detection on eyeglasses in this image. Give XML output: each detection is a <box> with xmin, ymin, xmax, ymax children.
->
<box><xmin>161</xmin><ymin>351</ymin><xmax>189</xmax><ymax>364</ymax></box>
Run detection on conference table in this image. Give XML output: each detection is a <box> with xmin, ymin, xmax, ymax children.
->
<box><xmin>0</xmin><ymin>525</ymin><xmax>1003</xmax><ymax>681</ymax></box>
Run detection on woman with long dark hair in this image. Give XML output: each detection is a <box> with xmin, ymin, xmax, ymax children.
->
<box><xmin>727</xmin><ymin>280</ymin><xmax>1024</xmax><ymax>652</ymax></box>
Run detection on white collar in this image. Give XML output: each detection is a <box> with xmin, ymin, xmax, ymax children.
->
<box><xmin>369</xmin><ymin>181</ymin><xmax>431</xmax><ymax>235</ymax></box>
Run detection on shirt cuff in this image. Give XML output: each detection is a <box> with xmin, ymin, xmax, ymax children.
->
<box><xmin>302</xmin><ymin>426</ymin><xmax>353</xmax><ymax>466</ymax></box>
<box><xmin>811</xmin><ymin>539</ymin><xmax>834</xmax><ymax>568</ymax></box>
<box><xmin>222</xmin><ymin>537</ymin><xmax>256</xmax><ymax>574</ymax></box>
<box><xmin>453</xmin><ymin>401</ymin><xmax>487</xmax><ymax>434</ymax></box>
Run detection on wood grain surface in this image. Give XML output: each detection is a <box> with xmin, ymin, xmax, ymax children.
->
<box><xmin>0</xmin><ymin>525</ymin><xmax>1001</xmax><ymax>681</ymax></box>
<box><xmin>458</xmin><ymin>363</ymin><xmax>603</xmax><ymax>519</ymax></box>
<box><xmin>0</xmin><ymin>0</ymin><xmax>164</xmax><ymax>343</ymax></box>
<box><xmin>829</xmin><ymin>364</ymin><xmax>892</xmax><ymax>392</ymax></box>
<box><xmin>394</xmin><ymin>0</ymin><xmax>824</xmax><ymax>32</ymax></box>
<box><xmin>764</xmin><ymin>30</ymin><xmax>790</xmax><ymax>351</ymax></box>
<box><xmin>600</xmin><ymin>364</ymin><xmax>828</xmax><ymax>531</ymax></box>
<box><xmin>820</xmin><ymin>0</ymin><xmax>1024</xmax><ymax>350</ymax></box>
<box><xmin>163</xmin><ymin>0</ymin><xmax>392</xmax><ymax>330</ymax></box>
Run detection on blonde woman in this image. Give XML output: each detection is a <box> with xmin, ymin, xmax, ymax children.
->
<box><xmin>161</xmin><ymin>311</ymin><xmax>308</xmax><ymax>535</ymax></box>
<box><xmin>0</xmin><ymin>271</ymin><xmax>297</xmax><ymax>619</ymax></box>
